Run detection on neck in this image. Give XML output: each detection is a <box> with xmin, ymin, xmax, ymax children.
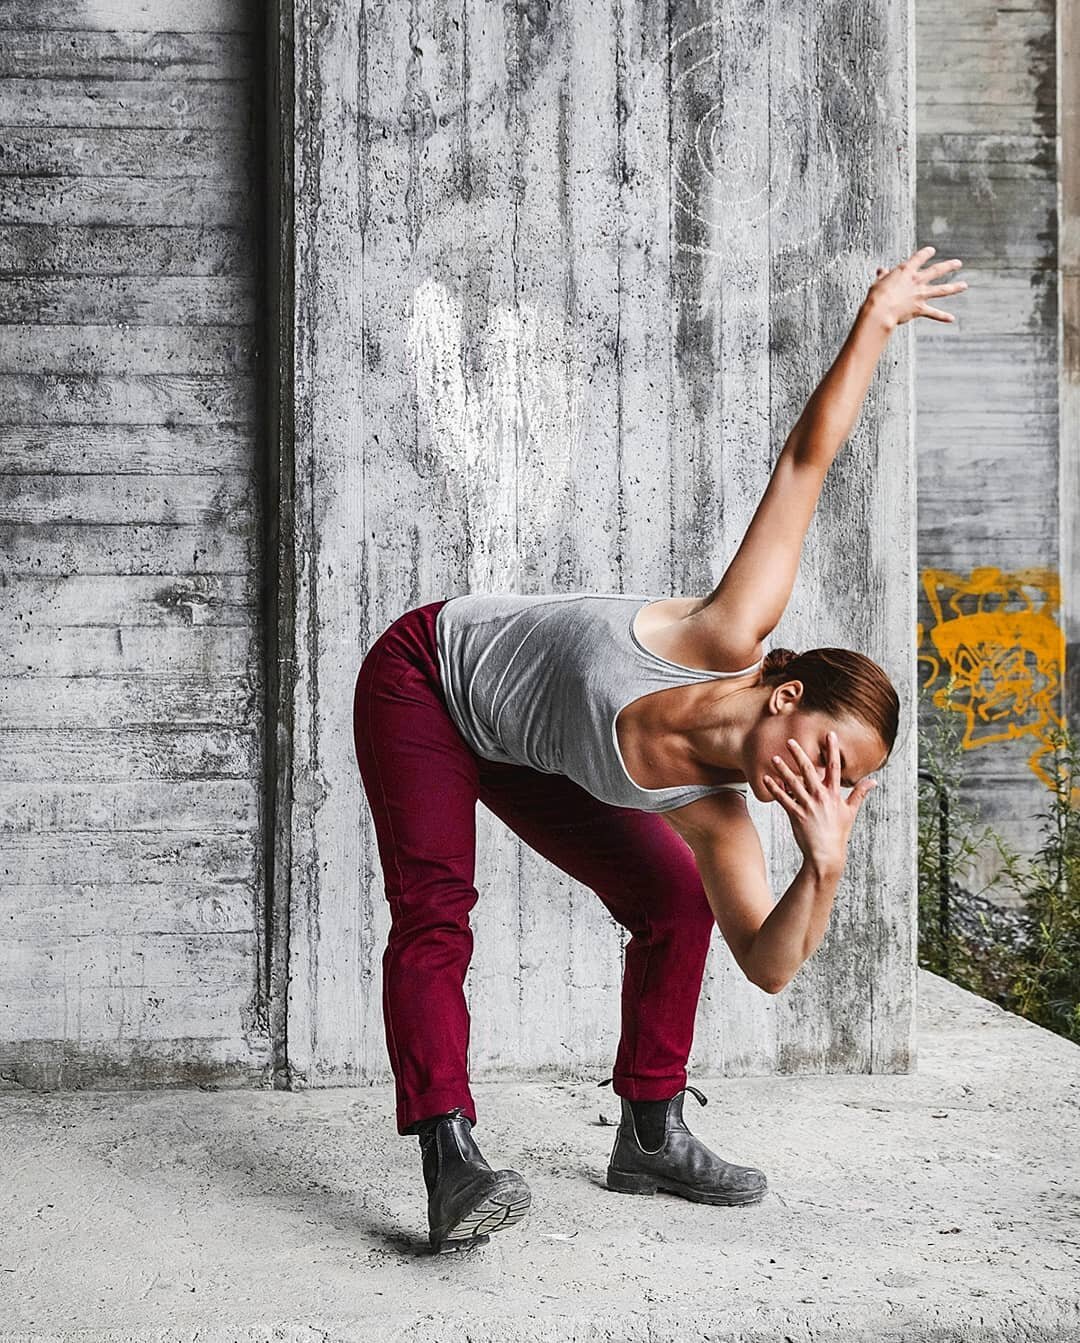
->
<box><xmin>680</xmin><ymin>683</ymin><xmax>763</xmax><ymax>775</ymax></box>
<box><xmin>634</xmin><ymin>681</ymin><xmax>763</xmax><ymax>780</ymax></box>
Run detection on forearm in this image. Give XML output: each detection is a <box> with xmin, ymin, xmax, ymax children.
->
<box><xmin>744</xmin><ymin>859</ymin><xmax>844</xmax><ymax>993</ymax></box>
<box><xmin>786</xmin><ymin>297</ymin><xmax>895</xmax><ymax>470</ymax></box>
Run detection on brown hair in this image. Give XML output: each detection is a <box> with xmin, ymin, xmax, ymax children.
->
<box><xmin>760</xmin><ymin>647</ymin><xmax>899</xmax><ymax>756</ymax></box>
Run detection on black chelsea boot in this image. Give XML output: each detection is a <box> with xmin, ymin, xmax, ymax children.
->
<box><xmin>419</xmin><ymin>1108</ymin><xmax>532</xmax><ymax>1253</ymax></box>
<box><xmin>606</xmin><ymin>1086</ymin><xmax>767</xmax><ymax>1206</ymax></box>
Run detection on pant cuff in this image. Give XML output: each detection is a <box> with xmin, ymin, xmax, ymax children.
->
<box><xmin>397</xmin><ymin>1085</ymin><xmax>477</xmax><ymax>1135</ymax></box>
<box><xmin>610</xmin><ymin>1069</ymin><xmax>688</xmax><ymax>1102</ymax></box>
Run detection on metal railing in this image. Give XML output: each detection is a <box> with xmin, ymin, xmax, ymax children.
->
<box><xmin>917</xmin><ymin>768</ymin><xmax>951</xmax><ymax>973</ymax></box>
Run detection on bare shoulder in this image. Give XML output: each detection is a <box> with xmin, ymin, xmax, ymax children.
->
<box><xmin>659</xmin><ymin>787</ymin><xmax>757</xmax><ymax>849</ymax></box>
<box><xmin>638</xmin><ymin>594</ymin><xmax>765</xmax><ymax>674</ymax></box>
<box><xmin>680</xmin><ymin>593</ymin><xmax>767</xmax><ymax>669</ymax></box>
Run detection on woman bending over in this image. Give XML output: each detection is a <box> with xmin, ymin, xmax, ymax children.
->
<box><xmin>353</xmin><ymin>245</ymin><xmax>967</xmax><ymax>1252</ymax></box>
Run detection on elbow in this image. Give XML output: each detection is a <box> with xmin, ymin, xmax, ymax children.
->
<box><xmin>739</xmin><ymin>931</ymin><xmax>796</xmax><ymax>994</ymax></box>
<box><xmin>743</xmin><ymin>959</ymin><xmax>790</xmax><ymax>995</ymax></box>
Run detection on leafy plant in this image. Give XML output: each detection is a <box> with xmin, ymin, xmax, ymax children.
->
<box><xmin>915</xmin><ymin>680</ymin><xmax>1022</xmax><ymax>997</ymax></box>
<box><xmin>913</xmin><ymin>682</ymin><xmax>1080</xmax><ymax>1036</ymax></box>
<box><xmin>998</xmin><ymin>729</ymin><xmax>1080</xmax><ymax>1042</ymax></box>
<box><xmin>916</xmin><ymin>681</ymin><xmax>1080</xmax><ymax>1043</ymax></box>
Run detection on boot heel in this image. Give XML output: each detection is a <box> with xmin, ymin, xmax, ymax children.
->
<box><xmin>606</xmin><ymin>1167</ymin><xmax>657</xmax><ymax>1195</ymax></box>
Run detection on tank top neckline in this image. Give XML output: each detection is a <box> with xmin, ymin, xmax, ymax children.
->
<box><xmin>612</xmin><ymin>597</ymin><xmax>763</xmax><ymax>796</ymax></box>
<box><xmin>627</xmin><ymin>596</ymin><xmax>765</xmax><ymax>680</ymax></box>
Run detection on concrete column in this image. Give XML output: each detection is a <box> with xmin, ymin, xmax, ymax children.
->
<box><xmin>1061</xmin><ymin>0</ymin><xmax>1080</xmax><ymax>745</ymax></box>
<box><xmin>273</xmin><ymin>0</ymin><xmax>916</xmax><ymax>1087</ymax></box>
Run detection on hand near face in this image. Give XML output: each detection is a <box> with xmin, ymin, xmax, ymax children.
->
<box><xmin>763</xmin><ymin>731</ymin><xmax>877</xmax><ymax>874</ymax></box>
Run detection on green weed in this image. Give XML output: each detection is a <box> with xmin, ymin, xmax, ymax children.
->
<box><xmin>916</xmin><ymin>683</ymin><xmax>1080</xmax><ymax>1042</ymax></box>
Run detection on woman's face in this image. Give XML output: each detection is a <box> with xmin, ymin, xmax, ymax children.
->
<box><xmin>744</xmin><ymin>683</ymin><xmax>889</xmax><ymax>803</ymax></box>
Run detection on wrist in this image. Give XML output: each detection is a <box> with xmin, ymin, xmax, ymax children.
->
<box><xmin>803</xmin><ymin>853</ymin><xmax>844</xmax><ymax>885</ymax></box>
<box><xmin>859</xmin><ymin>293</ymin><xmax>897</xmax><ymax>336</ymax></box>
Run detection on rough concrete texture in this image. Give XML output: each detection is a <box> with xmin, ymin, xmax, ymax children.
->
<box><xmin>285</xmin><ymin>0</ymin><xmax>919</xmax><ymax>1087</ymax></box>
<box><xmin>0</xmin><ymin>5</ymin><xmax>268</xmax><ymax>1090</ymax></box>
<box><xmin>1</xmin><ymin>972</ymin><xmax>1078</xmax><ymax>1343</ymax></box>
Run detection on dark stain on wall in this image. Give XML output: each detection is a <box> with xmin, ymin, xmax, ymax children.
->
<box><xmin>504</xmin><ymin>0</ymin><xmax>557</xmax><ymax>93</ymax></box>
<box><xmin>1028</xmin><ymin>5</ymin><xmax>1057</xmax><ymax>142</ymax></box>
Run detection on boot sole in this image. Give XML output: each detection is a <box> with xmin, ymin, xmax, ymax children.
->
<box><xmin>430</xmin><ymin>1175</ymin><xmax>532</xmax><ymax>1253</ymax></box>
<box><xmin>606</xmin><ymin>1166</ymin><xmax>766</xmax><ymax>1207</ymax></box>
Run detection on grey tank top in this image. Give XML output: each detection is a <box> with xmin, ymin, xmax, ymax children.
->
<box><xmin>434</xmin><ymin>591</ymin><xmax>762</xmax><ymax>813</ymax></box>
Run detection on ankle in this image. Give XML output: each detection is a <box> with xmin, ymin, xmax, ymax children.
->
<box><xmin>408</xmin><ymin>1107</ymin><xmax>470</xmax><ymax>1143</ymax></box>
<box><xmin>412</xmin><ymin>1113</ymin><xmax>448</xmax><ymax>1145</ymax></box>
<box><xmin>627</xmin><ymin>1096</ymin><xmax>672</xmax><ymax>1151</ymax></box>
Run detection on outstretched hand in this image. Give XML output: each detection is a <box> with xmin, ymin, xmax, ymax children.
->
<box><xmin>763</xmin><ymin>730</ymin><xmax>877</xmax><ymax>875</ymax></box>
<box><xmin>868</xmin><ymin>245</ymin><xmax>967</xmax><ymax>328</ymax></box>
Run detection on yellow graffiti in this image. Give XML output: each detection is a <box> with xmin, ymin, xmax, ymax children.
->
<box><xmin>917</xmin><ymin>566</ymin><xmax>1065</xmax><ymax>790</ymax></box>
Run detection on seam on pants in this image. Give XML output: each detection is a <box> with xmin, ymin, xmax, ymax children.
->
<box><xmin>625</xmin><ymin>818</ymin><xmax>662</xmax><ymax>1086</ymax></box>
<box><xmin>629</xmin><ymin>911</ymin><xmax>653</xmax><ymax>1084</ymax></box>
<box><xmin>363</xmin><ymin>637</ymin><xmax>408</xmax><ymax>1082</ymax></box>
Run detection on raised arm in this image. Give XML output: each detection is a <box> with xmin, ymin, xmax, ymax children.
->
<box><xmin>689</xmin><ymin>246</ymin><xmax>967</xmax><ymax>649</ymax></box>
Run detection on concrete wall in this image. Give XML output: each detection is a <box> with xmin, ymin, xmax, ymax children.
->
<box><xmin>278</xmin><ymin>0</ymin><xmax>918</xmax><ymax>1087</ymax></box>
<box><xmin>914</xmin><ymin>0</ymin><xmax>1072</xmax><ymax>894</ymax></box>
<box><xmin>0</xmin><ymin>0</ymin><xmax>270</xmax><ymax>1087</ymax></box>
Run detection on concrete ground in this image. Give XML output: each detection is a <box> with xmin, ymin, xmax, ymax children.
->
<box><xmin>1</xmin><ymin>972</ymin><xmax>1079</xmax><ymax>1343</ymax></box>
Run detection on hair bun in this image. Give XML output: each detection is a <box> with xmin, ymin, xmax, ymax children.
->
<box><xmin>761</xmin><ymin>647</ymin><xmax>798</xmax><ymax>678</ymax></box>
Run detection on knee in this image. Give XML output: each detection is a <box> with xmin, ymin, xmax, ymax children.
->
<box><xmin>385</xmin><ymin>877</ymin><xmax>479</xmax><ymax>938</ymax></box>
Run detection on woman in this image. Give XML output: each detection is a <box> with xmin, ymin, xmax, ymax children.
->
<box><xmin>353</xmin><ymin>245</ymin><xmax>967</xmax><ymax>1253</ymax></box>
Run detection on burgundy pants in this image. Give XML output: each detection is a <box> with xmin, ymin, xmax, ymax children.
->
<box><xmin>352</xmin><ymin>599</ymin><xmax>716</xmax><ymax>1134</ymax></box>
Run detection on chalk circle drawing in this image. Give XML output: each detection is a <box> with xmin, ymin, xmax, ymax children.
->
<box><xmin>625</xmin><ymin>15</ymin><xmax>880</xmax><ymax>304</ymax></box>
<box><xmin>407</xmin><ymin>276</ymin><xmax>581</xmax><ymax>592</ymax></box>
<box><xmin>917</xmin><ymin>566</ymin><xmax>1067</xmax><ymax>791</ymax></box>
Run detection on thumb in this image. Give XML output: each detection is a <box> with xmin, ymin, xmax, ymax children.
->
<box><xmin>850</xmin><ymin>778</ymin><xmax>878</xmax><ymax>808</ymax></box>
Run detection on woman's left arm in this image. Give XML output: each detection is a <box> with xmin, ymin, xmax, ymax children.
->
<box><xmin>689</xmin><ymin>245</ymin><xmax>967</xmax><ymax>649</ymax></box>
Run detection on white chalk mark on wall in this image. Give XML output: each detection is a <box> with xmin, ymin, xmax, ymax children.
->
<box><xmin>627</xmin><ymin>17</ymin><xmax>866</xmax><ymax>298</ymax></box>
<box><xmin>407</xmin><ymin>277</ymin><xmax>580</xmax><ymax>591</ymax></box>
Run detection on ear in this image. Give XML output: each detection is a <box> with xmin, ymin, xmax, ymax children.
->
<box><xmin>768</xmin><ymin>679</ymin><xmax>804</xmax><ymax>714</ymax></box>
